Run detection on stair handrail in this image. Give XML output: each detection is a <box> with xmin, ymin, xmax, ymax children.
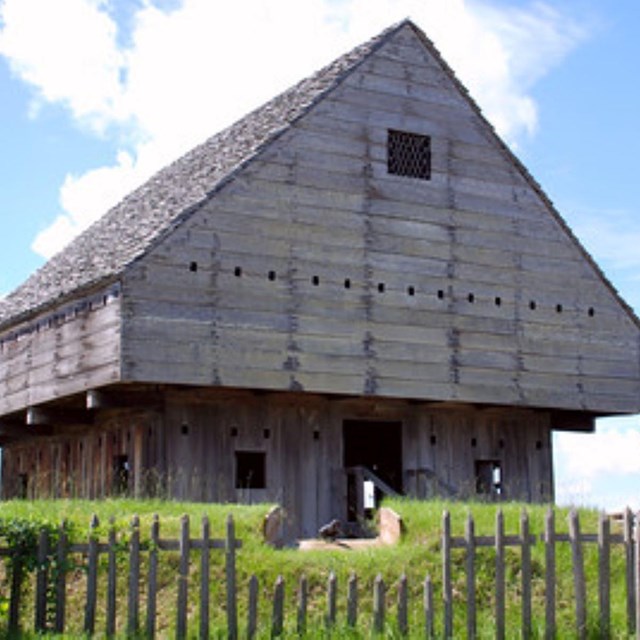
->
<box><xmin>344</xmin><ymin>465</ymin><xmax>400</xmax><ymax>498</ymax></box>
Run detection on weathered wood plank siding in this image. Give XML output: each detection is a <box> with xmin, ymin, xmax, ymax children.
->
<box><xmin>0</xmin><ymin>287</ymin><xmax>122</xmax><ymax>416</ymax></box>
<box><xmin>0</xmin><ymin>389</ymin><xmax>553</xmax><ymax>536</ymax></box>
<box><xmin>120</xmin><ymin>24</ymin><xmax>640</xmax><ymax>413</ymax></box>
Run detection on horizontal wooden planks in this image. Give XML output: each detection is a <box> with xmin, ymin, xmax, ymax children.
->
<box><xmin>0</xmin><ymin>298</ymin><xmax>121</xmax><ymax>415</ymax></box>
<box><xmin>119</xmin><ymin>29</ymin><xmax>639</xmax><ymax>413</ymax></box>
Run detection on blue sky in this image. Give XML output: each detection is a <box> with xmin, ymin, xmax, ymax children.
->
<box><xmin>1</xmin><ymin>0</ymin><xmax>639</xmax><ymax>510</ymax></box>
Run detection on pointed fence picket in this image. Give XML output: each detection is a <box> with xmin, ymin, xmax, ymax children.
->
<box><xmin>1</xmin><ymin>508</ymin><xmax>640</xmax><ymax>638</ymax></box>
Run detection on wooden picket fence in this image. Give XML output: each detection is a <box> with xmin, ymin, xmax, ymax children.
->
<box><xmin>1</xmin><ymin>508</ymin><xmax>640</xmax><ymax>638</ymax></box>
<box><xmin>0</xmin><ymin>514</ymin><xmax>241</xmax><ymax>638</ymax></box>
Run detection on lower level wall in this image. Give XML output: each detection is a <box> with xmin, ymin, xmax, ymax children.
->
<box><xmin>1</xmin><ymin>388</ymin><xmax>554</xmax><ymax>538</ymax></box>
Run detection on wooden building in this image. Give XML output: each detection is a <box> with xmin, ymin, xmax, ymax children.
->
<box><xmin>1</xmin><ymin>21</ymin><xmax>639</xmax><ymax>537</ymax></box>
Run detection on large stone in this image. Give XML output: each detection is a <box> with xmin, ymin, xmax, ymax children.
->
<box><xmin>378</xmin><ymin>507</ymin><xmax>403</xmax><ymax>545</ymax></box>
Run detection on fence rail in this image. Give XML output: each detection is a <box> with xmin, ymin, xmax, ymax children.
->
<box><xmin>1</xmin><ymin>508</ymin><xmax>640</xmax><ymax>638</ymax></box>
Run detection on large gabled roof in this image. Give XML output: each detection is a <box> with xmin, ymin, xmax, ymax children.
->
<box><xmin>0</xmin><ymin>21</ymin><xmax>405</xmax><ymax>329</ymax></box>
<box><xmin>1</xmin><ymin>19</ymin><xmax>638</xmax><ymax>332</ymax></box>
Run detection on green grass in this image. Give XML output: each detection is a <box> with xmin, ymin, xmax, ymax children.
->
<box><xmin>0</xmin><ymin>498</ymin><xmax>632</xmax><ymax>638</ymax></box>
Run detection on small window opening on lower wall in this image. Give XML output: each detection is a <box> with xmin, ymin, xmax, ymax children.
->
<box><xmin>113</xmin><ymin>455</ymin><xmax>130</xmax><ymax>495</ymax></box>
<box><xmin>18</xmin><ymin>473</ymin><xmax>29</xmax><ymax>499</ymax></box>
<box><xmin>235</xmin><ymin>451</ymin><xmax>266</xmax><ymax>489</ymax></box>
<box><xmin>475</xmin><ymin>459</ymin><xmax>502</xmax><ymax>497</ymax></box>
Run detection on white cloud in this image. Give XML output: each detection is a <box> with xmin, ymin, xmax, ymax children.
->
<box><xmin>554</xmin><ymin>415</ymin><xmax>640</xmax><ymax>511</ymax></box>
<box><xmin>0</xmin><ymin>0</ymin><xmax>591</xmax><ymax>258</ymax></box>
<box><xmin>0</xmin><ymin>0</ymin><xmax>127</xmax><ymax>132</ymax></box>
<box><xmin>556</xmin><ymin>416</ymin><xmax>640</xmax><ymax>478</ymax></box>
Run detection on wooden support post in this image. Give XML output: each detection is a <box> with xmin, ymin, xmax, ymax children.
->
<box><xmin>626</xmin><ymin>508</ymin><xmax>636</xmax><ymax>635</ymax></box>
<box><xmin>8</xmin><ymin>556</ymin><xmax>23</xmax><ymax>635</ymax></box>
<box><xmin>55</xmin><ymin>521</ymin><xmax>68</xmax><ymax>634</ymax></box>
<box><xmin>544</xmin><ymin>508</ymin><xmax>556</xmax><ymax>640</ymax></box>
<box><xmin>84</xmin><ymin>515</ymin><xmax>99</xmax><ymax>636</ymax></box>
<box><xmin>127</xmin><ymin>515</ymin><xmax>141</xmax><ymax>636</ymax></box>
<box><xmin>569</xmin><ymin>509</ymin><xmax>587</xmax><ymax>640</ymax></box>
<box><xmin>495</xmin><ymin>509</ymin><xmax>505</xmax><ymax>640</ymax></box>
<box><xmin>397</xmin><ymin>573</ymin><xmax>408</xmax><ymax>636</ymax></box>
<box><xmin>598</xmin><ymin>511</ymin><xmax>610</xmax><ymax>638</ymax></box>
<box><xmin>200</xmin><ymin>516</ymin><xmax>210</xmax><ymax>640</ymax></box>
<box><xmin>373</xmin><ymin>574</ymin><xmax>386</xmax><ymax>634</ymax></box>
<box><xmin>271</xmin><ymin>576</ymin><xmax>284</xmax><ymax>638</ymax></box>
<box><xmin>247</xmin><ymin>575</ymin><xmax>259</xmax><ymax>640</ymax></box>
<box><xmin>226</xmin><ymin>515</ymin><xmax>238</xmax><ymax>640</ymax></box>
<box><xmin>106</xmin><ymin>518</ymin><xmax>117</xmax><ymax>637</ymax></box>
<box><xmin>424</xmin><ymin>574</ymin><xmax>434</xmax><ymax>639</ymax></box>
<box><xmin>297</xmin><ymin>575</ymin><xmax>308</xmax><ymax>636</ymax></box>
<box><xmin>521</xmin><ymin>509</ymin><xmax>532</xmax><ymax>640</ymax></box>
<box><xmin>326</xmin><ymin>571</ymin><xmax>337</xmax><ymax>629</ymax></box>
<box><xmin>35</xmin><ymin>527</ymin><xmax>49</xmax><ymax>632</ymax></box>
<box><xmin>176</xmin><ymin>515</ymin><xmax>190</xmax><ymax>640</ymax></box>
<box><xmin>347</xmin><ymin>572</ymin><xmax>358</xmax><ymax>628</ymax></box>
<box><xmin>465</xmin><ymin>512</ymin><xmax>476</xmax><ymax>640</ymax></box>
<box><xmin>442</xmin><ymin>510</ymin><xmax>452</xmax><ymax>638</ymax></box>
<box><xmin>146</xmin><ymin>515</ymin><xmax>159</xmax><ymax>640</ymax></box>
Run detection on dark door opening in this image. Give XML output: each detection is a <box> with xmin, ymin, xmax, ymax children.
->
<box><xmin>343</xmin><ymin>420</ymin><xmax>403</xmax><ymax>522</ymax></box>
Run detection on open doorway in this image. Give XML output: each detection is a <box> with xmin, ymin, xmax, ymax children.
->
<box><xmin>343</xmin><ymin>420</ymin><xmax>403</xmax><ymax>522</ymax></box>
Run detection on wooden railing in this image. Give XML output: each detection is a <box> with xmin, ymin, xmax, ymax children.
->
<box><xmin>345</xmin><ymin>465</ymin><xmax>400</xmax><ymax>523</ymax></box>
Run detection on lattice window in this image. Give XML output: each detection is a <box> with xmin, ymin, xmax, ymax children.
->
<box><xmin>387</xmin><ymin>129</ymin><xmax>431</xmax><ymax>180</ymax></box>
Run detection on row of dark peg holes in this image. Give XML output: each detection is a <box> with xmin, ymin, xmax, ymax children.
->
<box><xmin>188</xmin><ymin>260</ymin><xmax>597</xmax><ymax>318</ymax></box>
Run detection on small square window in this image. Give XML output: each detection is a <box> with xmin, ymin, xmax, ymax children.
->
<box><xmin>235</xmin><ymin>451</ymin><xmax>266</xmax><ymax>489</ymax></box>
<box><xmin>113</xmin><ymin>455</ymin><xmax>130</xmax><ymax>495</ymax></box>
<box><xmin>387</xmin><ymin>129</ymin><xmax>431</xmax><ymax>180</ymax></box>
<box><xmin>475</xmin><ymin>460</ymin><xmax>502</xmax><ymax>497</ymax></box>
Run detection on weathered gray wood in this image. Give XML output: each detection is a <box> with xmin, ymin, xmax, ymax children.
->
<box><xmin>397</xmin><ymin>573</ymin><xmax>408</xmax><ymax>636</ymax></box>
<box><xmin>0</xmin><ymin>298</ymin><xmax>121</xmax><ymax>415</ymax></box>
<box><xmin>424</xmin><ymin>574</ymin><xmax>434</xmax><ymax>639</ymax></box>
<box><xmin>625</xmin><ymin>508</ymin><xmax>636</xmax><ymax>635</ymax></box>
<box><xmin>347</xmin><ymin>572</ymin><xmax>358</xmax><ymax>627</ymax></box>
<box><xmin>54</xmin><ymin>521</ymin><xmax>68</xmax><ymax>633</ymax></box>
<box><xmin>200</xmin><ymin>516</ymin><xmax>210</xmax><ymax>640</ymax></box>
<box><xmin>247</xmin><ymin>575</ymin><xmax>259</xmax><ymax>640</ymax></box>
<box><xmin>106</xmin><ymin>517</ymin><xmax>117</xmax><ymax>637</ymax></box>
<box><xmin>127</xmin><ymin>515</ymin><xmax>141</xmax><ymax>636</ymax></box>
<box><xmin>465</xmin><ymin>512</ymin><xmax>476</xmax><ymax>640</ymax></box>
<box><xmin>297</xmin><ymin>575</ymin><xmax>308</xmax><ymax>636</ymax></box>
<box><xmin>83</xmin><ymin>514</ymin><xmax>99</xmax><ymax>635</ymax></box>
<box><xmin>326</xmin><ymin>571</ymin><xmax>337</xmax><ymax>628</ymax></box>
<box><xmin>8</xmin><ymin>556</ymin><xmax>23</xmax><ymax>634</ymax></box>
<box><xmin>146</xmin><ymin>514</ymin><xmax>159</xmax><ymax>640</ymax></box>
<box><xmin>373</xmin><ymin>574</ymin><xmax>386</xmax><ymax>634</ymax></box>
<box><xmin>226</xmin><ymin>514</ymin><xmax>238</xmax><ymax>640</ymax></box>
<box><xmin>34</xmin><ymin>527</ymin><xmax>49</xmax><ymax>632</ymax></box>
<box><xmin>271</xmin><ymin>575</ymin><xmax>284</xmax><ymax>638</ymax></box>
<box><xmin>442</xmin><ymin>510</ymin><xmax>453</xmax><ymax>638</ymax></box>
<box><xmin>569</xmin><ymin>509</ymin><xmax>587</xmax><ymax>640</ymax></box>
<box><xmin>544</xmin><ymin>508</ymin><xmax>556</xmax><ymax>640</ymax></box>
<box><xmin>176</xmin><ymin>515</ymin><xmax>190</xmax><ymax>640</ymax></box>
<box><xmin>521</xmin><ymin>509</ymin><xmax>532</xmax><ymax>640</ymax></box>
<box><xmin>495</xmin><ymin>509</ymin><xmax>505</xmax><ymax>640</ymax></box>
<box><xmin>598</xmin><ymin>511</ymin><xmax>610</xmax><ymax>638</ymax></box>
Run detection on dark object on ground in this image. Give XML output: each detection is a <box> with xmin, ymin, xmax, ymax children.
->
<box><xmin>318</xmin><ymin>519</ymin><xmax>341</xmax><ymax>541</ymax></box>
